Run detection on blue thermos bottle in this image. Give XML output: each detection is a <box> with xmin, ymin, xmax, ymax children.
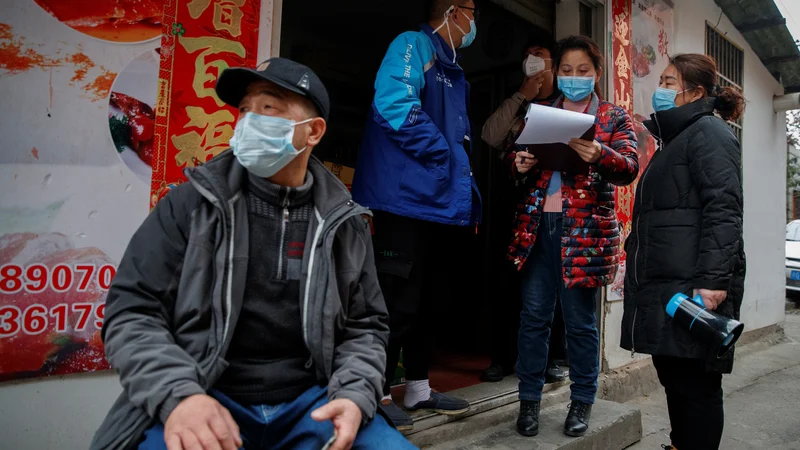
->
<box><xmin>666</xmin><ymin>293</ymin><xmax>744</xmax><ymax>358</ymax></box>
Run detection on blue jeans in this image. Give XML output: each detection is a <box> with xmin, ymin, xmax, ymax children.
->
<box><xmin>140</xmin><ymin>386</ymin><xmax>417</xmax><ymax>449</ymax></box>
<box><xmin>517</xmin><ymin>212</ymin><xmax>599</xmax><ymax>404</ymax></box>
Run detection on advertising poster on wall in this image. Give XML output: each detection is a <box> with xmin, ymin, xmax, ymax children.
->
<box><xmin>0</xmin><ymin>0</ymin><xmax>262</xmax><ymax>382</ymax></box>
<box><xmin>631</xmin><ymin>0</ymin><xmax>674</xmax><ymax>119</ymax></box>
<box><xmin>606</xmin><ymin>0</ymin><xmax>673</xmax><ymax>301</ymax></box>
<box><xmin>0</xmin><ymin>0</ymin><xmax>165</xmax><ymax>381</ymax></box>
<box><xmin>608</xmin><ymin>0</ymin><xmax>634</xmax><ymax>302</ymax></box>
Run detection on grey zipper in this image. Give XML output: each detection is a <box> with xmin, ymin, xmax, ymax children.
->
<box><xmin>222</xmin><ymin>195</ymin><xmax>239</xmax><ymax>343</ymax></box>
<box><xmin>188</xmin><ymin>176</ymin><xmax>238</xmax><ymax>346</ymax></box>
<box><xmin>277</xmin><ymin>197</ymin><xmax>289</xmax><ymax>279</ymax></box>
<box><xmin>302</xmin><ymin>205</ymin><xmax>363</xmax><ymax>350</ymax></box>
<box><xmin>303</xmin><ymin>208</ymin><xmax>325</xmax><ymax>348</ymax></box>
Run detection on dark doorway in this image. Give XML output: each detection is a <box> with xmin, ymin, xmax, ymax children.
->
<box><xmin>280</xmin><ymin>0</ymin><xmax>554</xmax><ymax>393</ymax></box>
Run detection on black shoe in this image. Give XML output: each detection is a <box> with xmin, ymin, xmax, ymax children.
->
<box><xmin>545</xmin><ymin>361</ymin><xmax>567</xmax><ymax>383</ymax></box>
<box><xmin>564</xmin><ymin>401</ymin><xmax>592</xmax><ymax>437</ymax></box>
<box><xmin>406</xmin><ymin>391</ymin><xmax>470</xmax><ymax>415</ymax></box>
<box><xmin>516</xmin><ymin>400</ymin><xmax>541</xmax><ymax>437</ymax></box>
<box><xmin>378</xmin><ymin>398</ymin><xmax>414</xmax><ymax>432</ymax></box>
<box><xmin>480</xmin><ymin>363</ymin><xmax>513</xmax><ymax>382</ymax></box>
<box><xmin>661</xmin><ymin>445</ymin><xmax>676</xmax><ymax>450</ymax></box>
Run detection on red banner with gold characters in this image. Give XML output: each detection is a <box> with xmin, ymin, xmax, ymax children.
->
<box><xmin>150</xmin><ymin>0</ymin><xmax>261</xmax><ymax>207</ymax></box>
<box><xmin>608</xmin><ymin>0</ymin><xmax>636</xmax><ymax>300</ymax></box>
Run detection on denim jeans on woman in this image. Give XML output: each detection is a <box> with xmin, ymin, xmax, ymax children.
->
<box><xmin>517</xmin><ymin>212</ymin><xmax>599</xmax><ymax>404</ymax></box>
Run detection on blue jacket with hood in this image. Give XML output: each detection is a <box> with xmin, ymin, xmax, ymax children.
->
<box><xmin>352</xmin><ymin>24</ymin><xmax>481</xmax><ymax>226</ymax></box>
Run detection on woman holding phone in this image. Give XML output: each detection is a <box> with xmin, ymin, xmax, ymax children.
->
<box><xmin>622</xmin><ymin>54</ymin><xmax>746</xmax><ymax>450</ymax></box>
<box><xmin>508</xmin><ymin>35</ymin><xmax>639</xmax><ymax>438</ymax></box>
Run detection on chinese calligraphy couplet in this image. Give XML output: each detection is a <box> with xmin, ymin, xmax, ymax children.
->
<box><xmin>608</xmin><ymin>0</ymin><xmax>635</xmax><ymax>301</ymax></box>
<box><xmin>151</xmin><ymin>0</ymin><xmax>260</xmax><ymax>208</ymax></box>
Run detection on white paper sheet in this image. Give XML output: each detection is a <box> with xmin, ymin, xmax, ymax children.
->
<box><xmin>514</xmin><ymin>103</ymin><xmax>596</xmax><ymax>145</ymax></box>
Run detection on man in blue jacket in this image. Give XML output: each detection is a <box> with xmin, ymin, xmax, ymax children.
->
<box><xmin>352</xmin><ymin>0</ymin><xmax>482</xmax><ymax>431</ymax></box>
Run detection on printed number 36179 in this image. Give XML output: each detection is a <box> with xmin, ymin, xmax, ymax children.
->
<box><xmin>0</xmin><ymin>302</ymin><xmax>106</xmax><ymax>338</ymax></box>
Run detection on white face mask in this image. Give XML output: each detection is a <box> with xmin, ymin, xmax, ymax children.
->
<box><xmin>523</xmin><ymin>55</ymin><xmax>549</xmax><ymax>77</ymax></box>
<box><xmin>229</xmin><ymin>112</ymin><xmax>312</xmax><ymax>178</ymax></box>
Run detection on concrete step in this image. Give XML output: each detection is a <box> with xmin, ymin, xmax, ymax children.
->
<box><xmin>402</xmin><ymin>376</ymin><xmax>572</xmax><ymax>445</ymax></box>
<box><xmin>414</xmin><ymin>399</ymin><xmax>642</xmax><ymax>450</ymax></box>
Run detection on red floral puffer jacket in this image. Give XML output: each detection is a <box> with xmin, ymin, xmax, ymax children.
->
<box><xmin>507</xmin><ymin>94</ymin><xmax>639</xmax><ymax>288</ymax></box>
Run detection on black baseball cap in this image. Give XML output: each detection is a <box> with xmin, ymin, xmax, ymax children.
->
<box><xmin>215</xmin><ymin>57</ymin><xmax>330</xmax><ymax>121</ymax></box>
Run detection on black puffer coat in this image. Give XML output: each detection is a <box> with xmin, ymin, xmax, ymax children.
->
<box><xmin>621</xmin><ymin>98</ymin><xmax>745</xmax><ymax>373</ymax></box>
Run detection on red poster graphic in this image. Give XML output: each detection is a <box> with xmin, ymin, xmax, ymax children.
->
<box><xmin>0</xmin><ymin>233</ymin><xmax>115</xmax><ymax>381</ymax></box>
<box><xmin>608</xmin><ymin>0</ymin><xmax>637</xmax><ymax>300</ymax></box>
<box><xmin>150</xmin><ymin>0</ymin><xmax>261</xmax><ymax>208</ymax></box>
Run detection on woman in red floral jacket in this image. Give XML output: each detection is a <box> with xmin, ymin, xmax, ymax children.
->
<box><xmin>509</xmin><ymin>35</ymin><xmax>639</xmax><ymax>439</ymax></box>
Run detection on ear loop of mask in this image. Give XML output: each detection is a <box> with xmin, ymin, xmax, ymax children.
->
<box><xmin>432</xmin><ymin>6</ymin><xmax>459</xmax><ymax>63</ymax></box>
<box><xmin>670</xmin><ymin>87</ymin><xmax>692</xmax><ymax>106</ymax></box>
<box><xmin>293</xmin><ymin>117</ymin><xmax>314</xmax><ymax>154</ymax></box>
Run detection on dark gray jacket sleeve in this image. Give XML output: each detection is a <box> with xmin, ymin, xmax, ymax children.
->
<box><xmin>688</xmin><ymin>117</ymin><xmax>744</xmax><ymax>291</ymax></box>
<box><xmin>327</xmin><ymin>217</ymin><xmax>390</xmax><ymax>421</ymax></box>
<box><xmin>102</xmin><ymin>184</ymin><xmax>206</xmax><ymax>424</ymax></box>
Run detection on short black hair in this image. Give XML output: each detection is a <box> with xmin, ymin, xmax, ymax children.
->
<box><xmin>426</xmin><ymin>0</ymin><xmax>455</xmax><ymax>21</ymax></box>
<box><xmin>525</xmin><ymin>31</ymin><xmax>557</xmax><ymax>58</ymax></box>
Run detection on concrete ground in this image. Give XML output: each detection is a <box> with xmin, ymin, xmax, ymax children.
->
<box><xmin>626</xmin><ymin>303</ymin><xmax>800</xmax><ymax>450</ymax></box>
<box><xmin>420</xmin><ymin>303</ymin><xmax>800</xmax><ymax>449</ymax></box>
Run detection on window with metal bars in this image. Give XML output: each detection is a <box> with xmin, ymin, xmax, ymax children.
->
<box><xmin>705</xmin><ymin>23</ymin><xmax>744</xmax><ymax>142</ymax></box>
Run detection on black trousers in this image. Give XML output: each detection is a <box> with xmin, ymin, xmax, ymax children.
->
<box><xmin>653</xmin><ymin>355</ymin><xmax>725</xmax><ymax>450</ymax></box>
<box><xmin>372</xmin><ymin>210</ymin><xmax>449</xmax><ymax>395</ymax></box>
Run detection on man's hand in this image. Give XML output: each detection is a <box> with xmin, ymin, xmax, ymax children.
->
<box><xmin>515</xmin><ymin>151</ymin><xmax>538</xmax><ymax>174</ymax></box>
<box><xmin>696</xmin><ymin>288</ymin><xmax>728</xmax><ymax>311</ymax></box>
<box><xmin>311</xmin><ymin>399</ymin><xmax>362</xmax><ymax>450</ymax></box>
<box><xmin>519</xmin><ymin>72</ymin><xmax>545</xmax><ymax>101</ymax></box>
<box><xmin>569</xmin><ymin>138</ymin><xmax>603</xmax><ymax>163</ymax></box>
<box><xmin>164</xmin><ymin>394</ymin><xmax>242</xmax><ymax>450</ymax></box>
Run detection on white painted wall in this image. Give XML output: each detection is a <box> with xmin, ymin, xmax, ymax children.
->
<box><xmin>605</xmin><ymin>0</ymin><xmax>788</xmax><ymax>370</ymax></box>
<box><xmin>556</xmin><ymin>0</ymin><xmax>583</xmax><ymax>38</ymax></box>
<box><xmin>0</xmin><ymin>373</ymin><xmax>122</xmax><ymax>449</ymax></box>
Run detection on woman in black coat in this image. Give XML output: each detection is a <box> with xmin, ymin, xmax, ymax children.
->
<box><xmin>621</xmin><ymin>54</ymin><xmax>746</xmax><ymax>450</ymax></box>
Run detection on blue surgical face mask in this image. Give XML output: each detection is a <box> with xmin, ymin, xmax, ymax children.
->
<box><xmin>652</xmin><ymin>87</ymin><xmax>689</xmax><ymax>112</ymax></box>
<box><xmin>557</xmin><ymin>76</ymin><xmax>596</xmax><ymax>102</ymax></box>
<box><xmin>433</xmin><ymin>7</ymin><xmax>477</xmax><ymax>61</ymax></box>
<box><xmin>454</xmin><ymin>11</ymin><xmax>477</xmax><ymax>48</ymax></box>
<box><xmin>229</xmin><ymin>112</ymin><xmax>312</xmax><ymax>178</ymax></box>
